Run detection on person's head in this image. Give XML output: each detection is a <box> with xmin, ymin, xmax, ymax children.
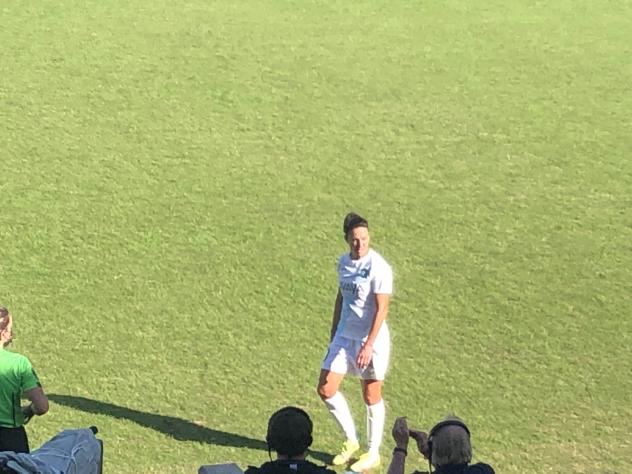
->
<box><xmin>428</xmin><ymin>415</ymin><xmax>472</xmax><ymax>467</ymax></box>
<box><xmin>266</xmin><ymin>406</ymin><xmax>313</xmax><ymax>459</ymax></box>
<box><xmin>0</xmin><ymin>307</ymin><xmax>14</xmax><ymax>347</ymax></box>
<box><xmin>343</xmin><ymin>212</ymin><xmax>370</xmax><ymax>260</ymax></box>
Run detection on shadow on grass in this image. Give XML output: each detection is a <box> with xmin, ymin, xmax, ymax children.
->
<box><xmin>48</xmin><ymin>394</ymin><xmax>332</xmax><ymax>463</ymax></box>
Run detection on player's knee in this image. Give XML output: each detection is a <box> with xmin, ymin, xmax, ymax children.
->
<box><xmin>317</xmin><ymin>382</ymin><xmax>334</xmax><ymax>400</ymax></box>
<box><xmin>362</xmin><ymin>387</ymin><xmax>382</xmax><ymax>405</ymax></box>
<box><xmin>363</xmin><ymin>392</ymin><xmax>382</xmax><ymax>405</ymax></box>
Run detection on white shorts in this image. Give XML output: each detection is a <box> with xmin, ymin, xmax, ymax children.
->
<box><xmin>321</xmin><ymin>327</ymin><xmax>390</xmax><ymax>380</ymax></box>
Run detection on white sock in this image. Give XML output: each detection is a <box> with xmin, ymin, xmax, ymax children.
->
<box><xmin>366</xmin><ymin>399</ymin><xmax>385</xmax><ymax>454</ymax></box>
<box><xmin>324</xmin><ymin>392</ymin><xmax>358</xmax><ymax>443</ymax></box>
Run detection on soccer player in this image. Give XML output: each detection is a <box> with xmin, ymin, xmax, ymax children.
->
<box><xmin>0</xmin><ymin>307</ymin><xmax>49</xmax><ymax>452</ymax></box>
<box><xmin>317</xmin><ymin>213</ymin><xmax>393</xmax><ymax>472</ymax></box>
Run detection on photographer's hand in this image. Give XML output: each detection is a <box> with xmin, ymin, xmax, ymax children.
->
<box><xmin>409</xmin><ymin>429</ymin><xmax>430</xmax><ymax>459</ymax></box>
<box><xmin>392</xmin><ymin>417</ymin><xmax>410</xmax><ymax>448</ymax></box>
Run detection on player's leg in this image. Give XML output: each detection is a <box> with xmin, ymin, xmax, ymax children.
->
<box><xmin>347</xmin><ymin>379</ymin><xmax>384</xmax><ymax>471</ymax></box>
<box><xmin>350</xmin><ymin>332</ymin><xmax>390</xmax><ymax>472</ymax></box>
<box><xmin>317</xmin><ymin>339</ymin><xmax>360</xmax><ymax>465</ymax></box>
<box><xmin>363</xmin><ymin>379</ymin><xmax>385</xmax><ymax>453</ymax></box>
<box><xmin>317</xmin><ymin>370</ymin><xmax>360</xmax><ymax>464</ymax></box>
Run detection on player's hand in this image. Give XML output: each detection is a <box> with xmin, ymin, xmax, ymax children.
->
<box><xmin>409</xmin><ymin>429</ymin><xmax>430</xmax><ymax>458</ymax></box>
<box><xmin>22</xmin><ymin>404</ymin><xmax>35</xmax><ymax>425</ymax></box>
<box><xmin>392</xmin><ymin>417</ymin><xmax>409</xmax><ymax>448</ymax></box>
<box><xmin>356</xmin><ymin>342</ymin><xmax>373</xmax><ymax>369</ymax></box>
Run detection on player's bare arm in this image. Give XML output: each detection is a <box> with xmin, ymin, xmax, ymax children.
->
<box><xmin>356</xmin><ymin>293</ymin><xmax>390</xmax><ymax>369</ymax></box>
<box><xmin>330</xmin><ymin>289</ymin><xmax>343</xmax><ymax>341</ymax></box>
<box><xmin>24</xmin><ymin>386</ymin><xmax>49</xmax><ymax>416</ymax></box>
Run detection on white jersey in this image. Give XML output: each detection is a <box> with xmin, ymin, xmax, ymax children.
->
<box><xmin>335</xmin><ymin>248</ymin><xmax>393</xmax><ymax>340</ymax></box>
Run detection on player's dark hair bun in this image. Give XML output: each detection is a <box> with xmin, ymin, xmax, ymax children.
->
<box><xmin>343</xmin><ymin>212</ymin><xmax>369</xmax><ymax>238</ymax></box>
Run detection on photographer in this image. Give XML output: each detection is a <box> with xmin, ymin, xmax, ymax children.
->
<box><xmin>0</xmin><ymin>307</ymin><xmax>49</xmax><ymax>453</ymax></box>
<box><xmin>245</xmin><ymin>407</ymin><xmax>335</xmax><ymax>474</ymax></box>
<box><xmin>386</xmin><ymin>416</ymin><xmax>494</xmax><ymax>474</ymax></box>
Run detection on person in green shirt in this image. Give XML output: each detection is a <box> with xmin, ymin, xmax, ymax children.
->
<box><xmin>0</xmin><ymin>307</ymin><xmax>49</xmax><ymax>453</ymax></box>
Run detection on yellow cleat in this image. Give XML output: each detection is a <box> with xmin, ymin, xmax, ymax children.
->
<box><xmin>332</xmin><ymin>440</ymin><xmax>360</xmax><ymax>466</ymax></box>
<box><xmin>350</xmin><ymin>452</ymin><xmax>381</xmax><ymax>472</ymax></box>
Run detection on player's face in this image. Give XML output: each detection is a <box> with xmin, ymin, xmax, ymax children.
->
<box><xmin>1</xmin><ymin>320</ymin><xmax>13</xmax><ymax>345</ymax></box>
<box><xmin>347</xmin><ymin>226</ymin><xmax>370</xmax><ymax>259</ymax></box>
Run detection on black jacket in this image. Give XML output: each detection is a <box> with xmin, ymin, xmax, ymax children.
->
<box><xmin>246</xmin><ymin>460</ymin><xmax>336</xmax><ymax>474</ymax></box>
<box><xmin>413</xmin><ymin>463</ymin><xmax>495</xmax><ymax>474</ymax></box>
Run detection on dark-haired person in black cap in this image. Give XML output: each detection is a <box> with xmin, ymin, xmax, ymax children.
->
<box><xmin>0</xmin><ymin>307</ymin><xmax>49</xmax><ymax>453</ymax></box>
<box><xmin>245</xmin><ymin>406</ymin><xmax>336</xmax><ymax>474</ymax></box>
<box><xmin>386</xmin><ymin>416</ymin><xmax>495</xmax><ymax>474</ymax></box>
<box><xmin>317</xmin><ymin>212</ymin><xmax>393</xmax><ymax>472</ymax></box>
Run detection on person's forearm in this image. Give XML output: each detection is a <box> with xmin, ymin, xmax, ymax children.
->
<box><xmin>330</xmin><ymin>292</ymin><xmax>342</xmax><ymax>340</ymax></box>
<box><xmin>386</xmin><ymin>450</ymin><xmax>407</xmax><ymax>474</ymax></box>
<box><xmin>25</xmin><ymin>387</ymin><xmax>49</xmax><ymax>415</ymax></box>
<box><xmin>364</xmin><ymin>306</ymin><xmax>387</xmax><ymax>346</ymax></box>
<box><xmin>32</xmin><ymin>403</ymin><xmax>47</xmax><ymax>415</ymax></box>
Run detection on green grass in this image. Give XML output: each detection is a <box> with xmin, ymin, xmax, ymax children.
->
<box><xmin>1</xmin><ymin>1</ymin><xmax>631</xmax><ymax>472</ymax></box>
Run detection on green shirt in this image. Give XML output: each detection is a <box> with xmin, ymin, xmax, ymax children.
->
<box><xmin>0</xmin><ymin>348</ymin><xmax>41</xmax><ymax>427</ymax></box>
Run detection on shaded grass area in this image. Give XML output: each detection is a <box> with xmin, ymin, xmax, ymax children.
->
<box><xmin>47</xmin><ymin>394</ymin><xmax>331</xmax><ymax>463</ymax></box>
<box><xmin>1</xmin><ymin>0</ymin><xmax>631</xmax><ymax>472</ymax></box>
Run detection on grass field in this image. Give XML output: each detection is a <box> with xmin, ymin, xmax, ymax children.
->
<box><xmin>1</xmin><ymin>1</ymin><xmax>631</xmax><ymax>472</ymax></box>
